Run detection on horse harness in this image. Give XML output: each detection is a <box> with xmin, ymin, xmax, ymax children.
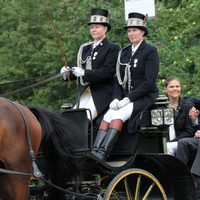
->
<box><xmin>0</xmin><ymin>98</ymin><xmax>99</xmax><ymax>199</ymax></box>
<box><xmin>0</xmin><ymin>98</ymin><xmax>42</xmax><ymax>178</ymax></box>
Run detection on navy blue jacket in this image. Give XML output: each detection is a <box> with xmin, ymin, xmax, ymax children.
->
<box><xmin>112</xmin><ymin>40</ymin><xmax>159</xmax><ymax>133</ymax></box>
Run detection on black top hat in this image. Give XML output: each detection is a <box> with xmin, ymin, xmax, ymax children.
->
<box><xmin>124</xmin><ymin>12</ymin><xmax>148</xmax><ymax>36</ymax></box>
<box><xmin>87</xmin><ymin>8</ymin><xmax>111</xmax><ymax>31</ymax></box>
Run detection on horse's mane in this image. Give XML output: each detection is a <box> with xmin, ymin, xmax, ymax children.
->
<box><xmin>28</xmin><ymin>105</ymin><xmax>79</xmax><ymax>199</ymax></box>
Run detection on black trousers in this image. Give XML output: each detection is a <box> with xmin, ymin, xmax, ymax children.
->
<box><xmin>176</xmin><ymin>137</ymin><xmax>200</xmax><ymax>176</ymax></box>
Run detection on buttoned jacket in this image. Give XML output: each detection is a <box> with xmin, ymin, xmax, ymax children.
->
<box><xmin>71</xmin><ymin>37</ymin><xmax>119</xmax><ymax>116</ymax></box>
<box><xmin>112</xmin><ymin>40</ymin><xmax>159</xmax><ymax>132</ymax></box>
<box><xmin>113</xmin><ymin>40</ymin><xmax>159</xmax><ymax>101</ymax></box>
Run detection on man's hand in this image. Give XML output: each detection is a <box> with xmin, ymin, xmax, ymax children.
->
<box><xmin>72</xmin><ymin>67</ymin><xmax>85</xmax><ymax>77</ymax></box>
<box><xmin>194</xmin><ymin>130</ymin><xmax>200</xmax><ymax>138</ymax></box>
<box><xmin>189</xmin><ymin>107</ymin><xmax>199</xmax><ymax>123</ymax></box>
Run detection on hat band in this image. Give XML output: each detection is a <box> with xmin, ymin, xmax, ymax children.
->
<box><xmin>126</xmin><ymin>18</ymin><xmax>145</xmax><ymax>27</ymax></box>
<box><xmin>90</xmin><ymin>15</ymin><xmax>109</xmax><ymax>24</ymax></box>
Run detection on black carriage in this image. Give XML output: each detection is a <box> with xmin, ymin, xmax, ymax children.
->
<box><xmin>30</xmin><ymin>95</ymin><xmax>197</xmax><ymax>200</ymax></box>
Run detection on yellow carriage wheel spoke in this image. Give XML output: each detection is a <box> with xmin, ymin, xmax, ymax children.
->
<box><xmin>104</xmin><ymin>168</ymin><xmax>168</xmax><ymax>200</ymax></box>
<box><xmin>135</xmin><ymin>174</ymin><xmax>141</xmax><ymax>200</ymax></box>
<box><xmin>124</xmin><ymin>177</ymin><xmax>132</xmax><ymax>200</ymax></box>
<box><xmin>142</xmin><ymin>182</ymin><xmax>155</xmax><ymax>200</ymax></box>
<box><xmin>112</xmin><ymin>190</ymin><xmax>121</xmax><ymax>200</ymax></box>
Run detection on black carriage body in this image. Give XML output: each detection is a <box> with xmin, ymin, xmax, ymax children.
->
<box><xmin>30</xmin><ymin>95</ymin><xmax>197</xmax><ymax>200</ymax></box>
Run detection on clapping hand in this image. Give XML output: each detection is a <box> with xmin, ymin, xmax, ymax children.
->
<box><xmin>189</xmin><ymin>107</ymin><xmax>199</xmax><ymax>122</ymax></box>
<box><xmin>194</xmin><ymin>130</ymin><xmax>200</xmax><ymax>138</ymax></box>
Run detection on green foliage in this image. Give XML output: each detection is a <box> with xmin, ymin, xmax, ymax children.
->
<box><xmin>0</xmin><ymin>0</ymin><xmax>200</xmax><ymax>110</ymax></box>
<box><xmin>154</xmin><ymin>0</ymin><xmax>200</xmax><ymax>96</ymax></box>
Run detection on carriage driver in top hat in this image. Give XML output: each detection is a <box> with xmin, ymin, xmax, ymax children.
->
<box><xmin>91</xmin><ymin>12</ymin><xmax>160</xmax><ymax>161</ymax></box>
<box><xmin>60</xmin><ymin>8</ymin><xmax>119</xmax><ymax>121</ymax></box>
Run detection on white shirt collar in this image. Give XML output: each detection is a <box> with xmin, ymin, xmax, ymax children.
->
<box><xmin>132</xmin><ymin>39</ymin><xmax>143</xmax><ymax>53</ymax></box>
<box><xmin>93</xmin><ymin>40</ymin><xmax>102</xmax><ymax>48</ymax></box>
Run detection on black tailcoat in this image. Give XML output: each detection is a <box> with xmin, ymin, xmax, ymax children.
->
<box><xmin>71</xmin><ymin>38</ymin><xmax>119</xmax><ymax>117</ymax></box>
<box><xmin>112</xmin><ymin>40</ymin><xmax>159</xmax><ymax>133</ymax></box>
<box><xmin>170</xmin><ymin>97</ymin><xmax>194</xmax><ymax>142</ymax></box>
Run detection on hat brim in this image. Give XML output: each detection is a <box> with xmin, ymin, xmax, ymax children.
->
<box><xmin>87</xmin><ymin>22</ymin><xmax>111</xmax><ymax>32</ymax></box>
<box><xmin>124</xmin><ymin>26</ymin><xmax>148</xmax><ymax>36</ymax></box>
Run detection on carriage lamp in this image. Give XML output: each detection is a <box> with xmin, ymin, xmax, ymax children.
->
<box><xmin>163</xmin><ymin>108</ymin><xmax>174</xmax><ymax>125</ymax></box>
<box><xmin>151</xmin><ymin>109</ymin><xmax>163</xmax><ymax>126</ymax></box>
<box><xmin>151</xmin><ymin>108</ymin><xmax>174</xmax><ymax>126</ymax></box>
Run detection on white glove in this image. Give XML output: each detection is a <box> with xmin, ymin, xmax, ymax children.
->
<box><xmin>60</xmin><ymin>66</ymin><xmax>70</xmax><ymax>80</ymax></box>
<box><xmin>117</xmin><ymin>97</ymin><xmax>131</xmax><ymax>109</ymax></box>
<box><xmin>109</xmin><ymin>99</ymin><xmax>119</xmax><ymax>110</ymax></box>
<box><xmin>72</xmin><ymin>67</ymin><xmax>85</xmax><ymax>77</ymax></box>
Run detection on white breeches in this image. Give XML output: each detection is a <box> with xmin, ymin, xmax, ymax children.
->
<box><xmin>103</xmin><ymin>103</ymin><xmax>134</xmax><ymax>123</ymax></box>
<box><xmin>167</xmin><ymin>141</ymin><xmax>178</xmax><ymax>156</ymax></box>
<box><xmin>73</xmin><ymin>87</ymin><xmax>98</xmax><ymax>121</ymax></box>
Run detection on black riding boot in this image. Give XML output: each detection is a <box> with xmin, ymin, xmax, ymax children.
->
<box><xmin>95</xmin><ymin>128</ymin><xmax>119</xmax><ymax>161</ymax></box>
<box><xmin>94</xmin><ymin>119</ymin><xmax>123</xmax><ymax>161</ymax></box>
<box><xmin>91</xmin><ymin>129</ymin><xmax>107</xmax><ymax>153</ymax></box>
<box><xmin>91</xmin><ymin>120</ymin><xmax>110</xmax><ymax>154</ymax></box>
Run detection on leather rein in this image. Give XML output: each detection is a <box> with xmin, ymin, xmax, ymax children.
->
<box><xmin>0</xmin><ymin>71</ymin><xmax>70</xmax><ymax>97</ymax></box>
<box><xmin>0</xmin><ymin>71</ymin><xmax>71</xmax><ymax>176</ymax></box>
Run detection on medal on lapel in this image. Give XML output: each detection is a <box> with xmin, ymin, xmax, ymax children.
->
<box><xmin>133</xmin><ymin>59</ymin><xmax>138</xmax><ymax>67</ymax></box>
<box><xmin>93</xmin><ymin>52</ymin><xmax>98</xmax><ymax>60</ymax></box>
<box><xmin>86</xmin><ymin>56</ymin><xmax>92</xmax><ymax>69</ymax></box>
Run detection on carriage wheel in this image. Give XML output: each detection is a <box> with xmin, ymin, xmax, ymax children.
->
<box><xmin>104</xmin><ymin>168</ymin><xmax>167</xmax><ymax>200</ymax></box>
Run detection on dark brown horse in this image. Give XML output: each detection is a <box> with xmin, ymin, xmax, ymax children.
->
<box><xmin>0</xmin><ymin>97</ymin><xmax>78</xmax><ymax>200</ymax></box>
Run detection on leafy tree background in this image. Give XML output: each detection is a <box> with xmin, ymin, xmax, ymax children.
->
<box><xmin>0</xmin><ymin>0</ymin><xmax>199</xmax><ymax>110</ymax></box>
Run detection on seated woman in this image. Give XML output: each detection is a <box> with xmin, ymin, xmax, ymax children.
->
<box><xmin>90</xmin><ymin>12</ymin><xmax>160</xmax><ymax>161</ymax></box>
<box><xmin>60</xmin><ymin>8</ymin><xmax>119</xmax><ymax>122</ymax></box>
<box><xmin>164</xmin><ymin>76</ymin><xmax>194</xmax><ymax>155</ymax></box>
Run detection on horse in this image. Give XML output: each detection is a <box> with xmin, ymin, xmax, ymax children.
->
<box><xmin>0</xmin><ymin>97</ymin><xmax>79</xmax><ymax>200</ymax></box>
